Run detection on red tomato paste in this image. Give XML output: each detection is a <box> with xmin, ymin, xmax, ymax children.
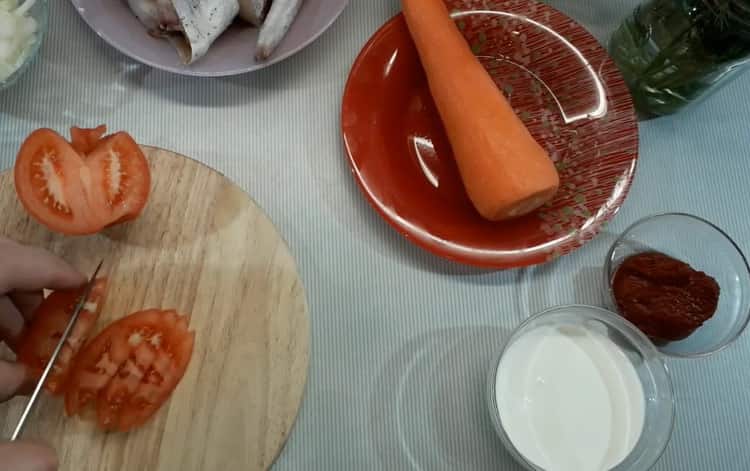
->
<box><xmin>612</xmin><ymin>252</ymin><xmax>720</xmax><ymax>341</ymax></box>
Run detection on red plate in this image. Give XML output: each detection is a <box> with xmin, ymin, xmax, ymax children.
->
<box><xmin>341</xmin><ymin>0</ymin><xmax>638</xmax><ymax>269</ymax></box>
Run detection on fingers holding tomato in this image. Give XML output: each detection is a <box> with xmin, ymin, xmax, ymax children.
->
<box><xmin>15</xmin><ymin>279</ymin><xmax>109</xmax><ymax>395</ymax></box>
<box><xmin>8</xmin><ymin>127</ymin><xmax>191</xmax><ymax>434</ymax></box>
<box><xmin>13</xmin><ymin>126</ymin><xmax>151</xmax><ymax>236</ymax></box>
<box><xmin>0</xmin><ymin>239</ymin><xmax>91</xmax><ymax>404</ymax></box>
<box><xmin>0</xmin><ymin>237</ymin><xmax>86</xmax><ymax>296</ymax></box>
<box><xmin>0</xmin><ymin>357</ymin><xmax>35</xmax><ymax>401</ymax></box>
<box><xmin>16</xmin><ymin>294</ymin><xmax>195</xmax><ymax>431</ymax></box>
<box><xmin>6</xmin><ymin>128</ymin><xmax>193</xmax><ymax>436</ymax></box>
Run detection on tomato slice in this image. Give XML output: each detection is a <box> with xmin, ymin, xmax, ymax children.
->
<box><xmin>16</xmin><ymin>278</ymin><xmax>108</xmax><ymax>395</ymax></box>
<box><xmin>64</xmin><ymin>309</ymin><xmax>195</xmax><ymax>431</ymax></box>
<box><xmin>14</xmin><ymin>126</ymin><xmax>151</xmax><ymax>235</ymax></box>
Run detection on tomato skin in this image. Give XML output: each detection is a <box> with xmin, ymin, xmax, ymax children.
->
<box><xmin>14</xmin><ymin>125</ymin><xmax>151</xmax><ymax>236</ymax></box>
<box><xmin>64</xmin><ymin>309</ymin><xmax>194</xmax><ymax>431</ymax></box>
<box><xmin>16</xmin><ymin>278</ymin><xmax>108</xmax><ymax>395</ymax></box>
<box><xmin>70</xmin><ymin>125</ymin><xmax>107</xmax><ymax>154</ymax></box>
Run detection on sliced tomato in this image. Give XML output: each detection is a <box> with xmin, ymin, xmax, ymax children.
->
<box><xmin>64</xmin><ymin>309</ymin><xmax>194</xmax><ymax>431</ymax></box>
<box><xmin>14</xmin><ymin>125</ymin><xmax>151</xmax><ymax>235</ymax></box>
<box><xmin>16</xmin><ymin>278</ymin><xmax>109</xmax><ymax>395</ymax></box>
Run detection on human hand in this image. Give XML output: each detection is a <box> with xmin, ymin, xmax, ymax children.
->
<box><xmin>0</xmin><ymin>237</ymin><xmax>86</xmax><ymax>471</ymax></box>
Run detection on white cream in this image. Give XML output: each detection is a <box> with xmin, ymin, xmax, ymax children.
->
<box><xmin>495</xmin><ymin>323</ymin><xmax>645</xmax><ymax>471</ymax></box>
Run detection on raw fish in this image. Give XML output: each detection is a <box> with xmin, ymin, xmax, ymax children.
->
<box><xmin>238</xmin><ymin>0</ymin><xmax>268</xmax><ymax>26</ymax></box>
<box><xmin>256</xmin><ymin>0</ymin><xmax>302</xmax><ymax>61</ymax></box>
<box><xmin>127</xmin><ymin>0</ymin><xmax>239</xmax><ymax>64</ymax></box>
<box><xmin>127</xmin><ymin>0</ymin><xmax>181</xmax><ymax>35</ymax></box>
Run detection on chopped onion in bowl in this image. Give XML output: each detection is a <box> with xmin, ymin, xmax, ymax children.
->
<box><xmin>0</xmin><ymin>0</ymin><xmax>38</xmax><ymax>82</ymax></box>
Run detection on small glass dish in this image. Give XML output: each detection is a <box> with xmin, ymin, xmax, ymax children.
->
<box><xmin>0</xmin><ymin>0</ymin><xmax>49</xmax><ymax>91</ymax></box>
<box><xmin>605</xmin><ymin>213</ymin><xmax>750</xmax><ymax>358</ymax></box>
<box><xmin>487</xmin><ymin>305</ymin><xmax>674</xmax><ymax>471</ymax></box>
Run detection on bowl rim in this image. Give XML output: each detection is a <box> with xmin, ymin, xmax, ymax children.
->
<box><xmin>604</xmin><ymin>211</ymin><xmax>750</xmax><ymax>359</ymax></box>
<box><xmin>486</xmin><ymin>303</ymin><xmax>675</xmax><ymax>471</ymax></box>
<box><xmin>0</xmin><ymin>0</ymin><xmax>49</xmax><ymax>90</ymax></box>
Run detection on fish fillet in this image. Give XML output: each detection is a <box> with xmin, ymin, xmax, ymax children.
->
<box><xmin>238</xmin><ymin>0</ymin><xmax>268</xmax><ymax>26</ymax></box>
<box><xmin>256</xmin><ymin>0</ymin><xmax>303</xmax><ymax>61</ymax></box>
<box><xmin>127</xmin><ymin>0</ymin><xmax>239</xmax><ymax>64</ymax></box>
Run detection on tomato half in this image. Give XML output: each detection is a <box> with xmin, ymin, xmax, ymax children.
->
<box><xmin>64</xmin><ymin>309</ymin><xmax>194</xmax><ymax>431</ymax></box>
<box><xmin>16</xmin><ymin>278</ymin><xmax>109</xmax><ymax>395</ymax></box>
<box><xmin>14</xmin><ymin>126</ymin><xmax>151</xmax><ymax>235</ymax></box>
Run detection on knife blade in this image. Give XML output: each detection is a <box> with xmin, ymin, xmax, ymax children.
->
<box><xmin>10</xmin><ymin>260</ymin><xmax>104</xmax><ymax>441</ymax></box>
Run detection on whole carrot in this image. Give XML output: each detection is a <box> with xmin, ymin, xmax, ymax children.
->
<box><xmin>401</xmin><ymin>0</ymin><xmax>559</xmax><ymax>221</ymax></box>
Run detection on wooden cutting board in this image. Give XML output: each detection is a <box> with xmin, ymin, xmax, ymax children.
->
<box><xmin>0</xmin><ymin>147</ymin><xmax>310</xmax><ymax>470</ymax></box>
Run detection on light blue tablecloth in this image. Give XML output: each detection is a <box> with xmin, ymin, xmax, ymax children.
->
<box><xmin>2</xmin><ymin>1</ymin><xmax>749</xmax><ymax>469</ymax></box>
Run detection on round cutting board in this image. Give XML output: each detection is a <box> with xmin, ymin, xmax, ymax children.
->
<box><xmin>0</xmin><ymin>147</ymin><xmax>310</xmax><ymax>470</ymax></box>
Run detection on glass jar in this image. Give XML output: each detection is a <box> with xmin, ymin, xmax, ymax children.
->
<box><xmin>609</xmin><ymin>0</ymin><xmax>750</xmax><ymax>118</ymax></box>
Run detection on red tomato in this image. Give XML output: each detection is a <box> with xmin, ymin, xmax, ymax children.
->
<box><xmin>14</xmin><ymin>126</ymin><xmax>151</xmax><ymax>235</ymax></box>
<box><xmin>64</xmin><ymin>309</ymin><xmax>195</xmax><ymax>431</ymax></box>
<box><xmin>70</xmin><ymin>125</ymin><xmax>107</xmax><ymax>154</ymax></box>
<box><xmin>16</xmin><ymin>278</ymin><xmax>109</xmax><ymax>395</ymax></box>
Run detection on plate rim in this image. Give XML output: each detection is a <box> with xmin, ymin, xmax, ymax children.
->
<box><xmin>341</xmin><ymin>5</ymin><xmax>639</xmax><ymax>270</ymax></box>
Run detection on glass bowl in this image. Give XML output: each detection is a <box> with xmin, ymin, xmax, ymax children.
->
<box><xmin>487</xmin><ymin>305</ymin><xmax>674</xmax><ymax>471</ymax></box>
<box><xmin>0</xmin><ymin>0</ymin><xmax>48</xmax><ymax>91</ymax></box>
<box><xmin>605</xmin><ymin>213</ymin><xmax>750</xmax><ymax>358</ymax></box>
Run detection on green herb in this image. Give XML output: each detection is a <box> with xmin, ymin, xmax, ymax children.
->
<box><xmin>609</xmin><ymin>0</ymin><xmax>750</xmax><ymax>117</ymax></box>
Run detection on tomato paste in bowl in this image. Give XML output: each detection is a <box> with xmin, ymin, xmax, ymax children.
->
<box><xmin>605</xmin><ymin>213</ymin><xmax>750</xmax><ymax>357</ymax></box>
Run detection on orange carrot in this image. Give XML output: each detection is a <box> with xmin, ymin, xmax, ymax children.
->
<box><xmin>401</xmin><ymin>0</ymin><xmax>560</xmax><ymax>221</ymax></box>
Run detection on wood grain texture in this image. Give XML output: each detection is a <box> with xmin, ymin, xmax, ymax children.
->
<box><xmin>0</xmin><ymin>146</ymin><xmax>310</xmax><ymax>470</ymax></box>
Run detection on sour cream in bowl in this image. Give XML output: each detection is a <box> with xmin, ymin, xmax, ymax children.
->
<box><xmin>488</xmin><ymin>305</ymin><xmax>674</xmax><ymax>471</ymax></box>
